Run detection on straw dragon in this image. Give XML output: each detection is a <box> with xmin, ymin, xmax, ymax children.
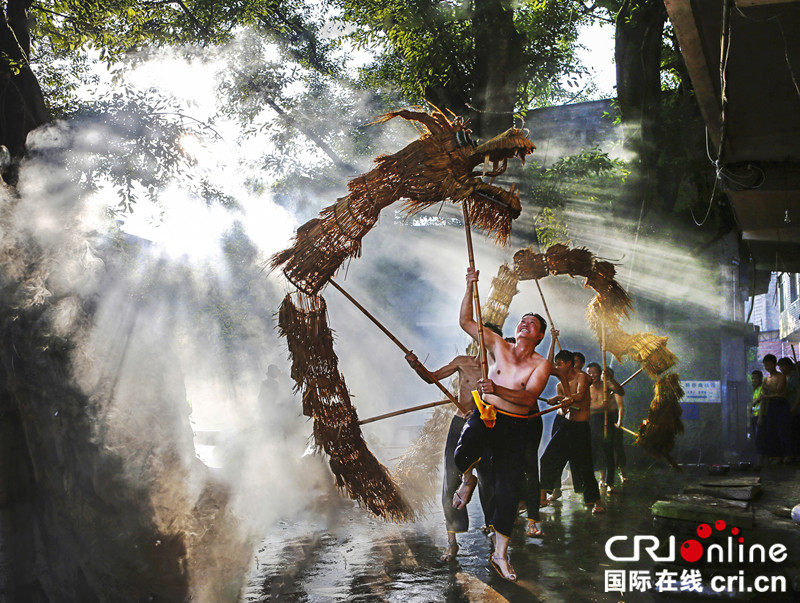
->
<box><xmin>272</xmin><ymin>108</ymin><xmax>537</xmax><ymax>520</ymax></box>
<box><xmin>271</xmin><ymin>108</ymin><xmax>535</xmax><ymax>296</ymax></box>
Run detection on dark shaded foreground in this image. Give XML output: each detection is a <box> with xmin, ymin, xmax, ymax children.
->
<box><xmin>244</xmin><ymin>464</ymin><xmax>800</xmax><ymax>602</ymax></box>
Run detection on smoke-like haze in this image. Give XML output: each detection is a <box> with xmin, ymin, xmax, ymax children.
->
<box><xmin>2</xmin><ymin>25</ymin><xmax>729</xmax><ymax>598</ymax></box>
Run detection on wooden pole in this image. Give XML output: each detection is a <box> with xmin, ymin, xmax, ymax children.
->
<box><xmin>527</xmin><ymin>400</ymin><xmax>570</xmax><ymax>420</ymax></box>
<box><xmin>534</xmin><ymin>278</ymin><xmax>560</xmax><ymax>351</ymax></box>
<box><xmin>328</xmin><ymin>279</ymin><xmax>462</xmax><ymax>410</ymax></box>
<box><xmin>619</xmin><ymin>425</ymin><xmax>638</xmax><ymax>437</ymax></box>
<box><xmin>602</xmin><ymin>320</ymin><xmax>608</xmax><ymax>438</ymax></box>
<box><xmin>461</xmin><ymin>202</ymin><xmax>489</xmax><ymax>380</ymax></box>
<box><xmin>359</xmin><ymin>399</ymin><xmax>450</xmax><ymax>425</ymax></box>
<box><xmin>360</xmin><ymin>395</ymin><xmax>552</xmax><ymax>425</ymax></box>
<box><xmin>619</xmin><ymin>367</ymin><xmax>644</xmax><ymax>388</ymax></box>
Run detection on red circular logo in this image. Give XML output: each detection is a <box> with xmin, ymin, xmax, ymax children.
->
<box><xmin>697</xmin><ymin>523</ymin><xmax>712</xmax><ymax>539</ymax></box>
<box><xmin>680</xmin><ymin>539</ymin><xmax>704</xmax><ymax>563</ymax></box>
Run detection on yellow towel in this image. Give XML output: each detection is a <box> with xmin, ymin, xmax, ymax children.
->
<box><xmin>472</xmin><ymin>390</ymin><xmax>496</xmax><ymax>428</ymax></box>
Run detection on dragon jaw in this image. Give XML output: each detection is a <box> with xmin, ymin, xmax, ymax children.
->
<box><xmin>459</xmin><ymin>127</ymin><xmax>537</xmax><ymax>219</ymax></box>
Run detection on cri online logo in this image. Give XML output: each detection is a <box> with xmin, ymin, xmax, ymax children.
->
<box><xmin>681</xmin><ymin>520</ymin><xmax>739</xmax><ymax>562</ymax></box>
<box><xmin>605</xmin><ymin>519</ymin><xmax>788</xmax><ymax>564</ymax></box>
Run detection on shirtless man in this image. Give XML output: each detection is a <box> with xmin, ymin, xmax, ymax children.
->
<box><xmin>757</xmin><ymin>354</ymin><xmax>791</xmax><ymax>463</ymax></box>
<box><xmin>544</xmin><ymin>333</ymin><xmax>585</xmax><ymax>501</ymax></box>
<box><xmin>540</xmin><ymin>350</ymin><xmax>604</xmax><ymax>514</ymax></box>
<box><xmin>605</xmin><ymin>367</ymin><xmax>628</xmax><ymax>484</ymax></box>
<box><xmin>587</xmin><ymin>363</ymin><xmax>624</xmax><ymax>492</ymax></box>
<box><xmin>404</xmin><ymin>324</ymin><xmax>502</xmax><ymax>563</ymax></box>
<box><xmin>452</xmin><ymin>267</ymin><xmax>571</xmax><ymax>582</ymax></box>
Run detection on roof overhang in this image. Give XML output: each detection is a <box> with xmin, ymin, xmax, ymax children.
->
<box><xmin>665</xmin><ymin>0</ymin><xmax>800</xmax><ymax>280</ymax></box>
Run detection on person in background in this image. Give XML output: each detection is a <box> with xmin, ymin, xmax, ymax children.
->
<box><xmin>540</xmin><ymin>350</ymin><xmax>604</xmax><ymax>514</ymax></box>
<box><xmin>749</xmin><ymin>369</ymin><xmax>763</xmax><ymax>444</ymax></box>
<box><xmin>543</xmin><ymin>332</ymin><xmax>584</xmax><ymax>502</ymax></box>
<box><xmin>602</xmin><ymin>367</ymin><xmax>626</xmax><ymax>489</ymax></box>
<box><xmin>757</xmin><ymin>354</ymin><xmax>790</xmax><ymax>464</ymax></box>
<box><xmin>777</xmin><ymin>358</ymin><xmax>799</xmax><ymax>462</ymax></box>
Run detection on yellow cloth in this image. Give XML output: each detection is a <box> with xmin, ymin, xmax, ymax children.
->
<box><xmin>472</xmin><ymin>390</ymin><xmax>496</xmax><ymax>428</ymax></box>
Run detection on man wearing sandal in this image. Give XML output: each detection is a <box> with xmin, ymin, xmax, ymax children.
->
<box><xmin>404</xmin><ymin>323</ymin><xmax>504</xmax><ymax>563</ymax></box>
<box><xmin>453</xmin><ymin>267</ymin><xmax>572</xmax><ymax>582</ymax></box>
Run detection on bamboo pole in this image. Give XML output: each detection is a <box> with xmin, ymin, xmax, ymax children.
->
<box><xmin>619</xmin><ymin>367</ymin><xmax>644</xmax><ymax>388</ymax></box>
<box><xmin>527</xmin><ymin>400</ymin><xmax>570</xmax><ymax>420</ymax></box>
<box><xmin>328</xmin><ymin>279</ymin><xmax>462</xmax><ymax>410</ymax></box>
<box><xmin>461</xmin><ymin>202</ymin><xmax>489</xmax><ymax>381</ymax></box>
<box><xmin>359</xmin><ymin>399</ymin><xmax>450</xmax><ymax>425</ymax></box>
<box><xmin>619</xmin><ymin>425</ymin><xmax>638</xmax><ymax>437</ymax></box>
<box><xmin>360</xmin><ymin>395</ymin><xmax>552</xmax><ymax>425</ymax></box>
<box><xmin>602</xmin><ymin>321</ymin><xmax>608</xmax><ymax>438</ymax></box>
<box><xmin>534</xmin><ymin>278</ymin><xmax>560</xmax><ymax>351</ymax></box>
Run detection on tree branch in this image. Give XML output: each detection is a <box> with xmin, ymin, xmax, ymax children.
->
<box><xmin>235</xmin><ymin>70</ymin><xmax>355</xmax><ymax>174</ymax></box>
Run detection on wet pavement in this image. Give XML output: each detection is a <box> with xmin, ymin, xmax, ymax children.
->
<box><xmin>243</xmin><ymin>463</ymin><xmax>800</xmax><ymax>602</ymax></box>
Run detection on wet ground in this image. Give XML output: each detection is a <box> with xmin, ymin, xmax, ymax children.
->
<box><xmin>243</xmin><ymin>463</ymin><xmax>800</xmax><ymax>602</ymax></box>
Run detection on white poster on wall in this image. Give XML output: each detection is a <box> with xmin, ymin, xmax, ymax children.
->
<box><xmin>681</xmin><ymin>380</ymin><xmax>721</xmax><ymax>403</ymax></box>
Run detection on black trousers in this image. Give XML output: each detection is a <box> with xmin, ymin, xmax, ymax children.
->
<box><xmin>590</xmin><ymin>411</ymin><xmax>619</xmax><ymax>486</ymax></box>
<box><xmin>454</xmin><ymin>411</ymin><xmax>528</xmax><ymax>537</ymax></box>
<box><xmin>540</xmin><ymin>419</ymin><xmax>600</xmax><ymax>505</ymax></box>
<box><xmin>523</xmin><ymin>414</ymin><xmax>543</xmax><ymax>521</ymax></box>
<box><xmin>442</xmin><ymin>414</ymin><xmax>493</xmax><ymax>532</ymax></box>
<box><xmin>553</xmin><ymin>413</ymin><xmax>582</xmax><ymax>493</ymax></box>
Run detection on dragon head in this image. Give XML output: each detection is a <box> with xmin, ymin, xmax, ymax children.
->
<box><xmin>453</xmin><ymin>125</ymin><xmax>537</xmax><ymax>226</ymax></box>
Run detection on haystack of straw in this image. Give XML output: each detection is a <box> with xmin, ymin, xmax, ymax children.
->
<box><xmin>480</xmin><ymin>262</ymin><xmax>519</xmax><ymax>332</ymax></box>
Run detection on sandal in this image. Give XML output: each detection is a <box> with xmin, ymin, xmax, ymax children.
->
<box><xmin>525</xmin><ymin>520</ymin><xmax>544</xmax><ymax>537</ymax></box>
<box><xmin>440</xmin><ymin>543</ymin><xmax>459</xmax><ymax>563</ymax></box>
<box><xmin>452</xmin><ymin>474</ymin><xmax>478</xmax><ymax>510</ymax></box>
<box><xmin>489</xmin><ymin>554</ymin><xmax>517</xmax><ymax>582</ymax></box>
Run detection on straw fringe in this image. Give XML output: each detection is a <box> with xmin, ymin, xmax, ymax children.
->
<box><xmin>626</xmin><ymin>333</ymin><xmax>678</xmax><ymax>378</ymax></box>
<box><xmin>635</xmin><ymin>373</ymin><xmax>685</xmax><ymax>459</ymax></box>
<box><xmin>481</xmin><ymin>263</ymin><xmax>519</xmax><ymax>330</ymax></box>
<box><xmin>392</xmin><ymin>404</ymin><xmax>455</xmax><ymax>514</ymax></box>
<box><xmin>278</xmin><ymin>293</ymin><xmax>414</xmax><ymax>521</ymax></box>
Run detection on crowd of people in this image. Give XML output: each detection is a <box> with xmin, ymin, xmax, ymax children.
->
<box><xmin>405</xmin><ymin>267</ymin><xmax>630</xmax><ymax>582</ymax></box>
<box><xmin>749</xmin><ymin>353</ymin><xmax>800</xmax><ymax>465</ymax></box>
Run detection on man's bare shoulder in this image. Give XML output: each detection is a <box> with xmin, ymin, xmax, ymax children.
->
<box><xmin>577</xmin><ymin>371</ymin><xmax>591</xmax><ymax>386</ymax></box>
<box><xmin>521</xmin><ymin>348</ymin><xmax>551</xmax><ymax>366</ymax></box>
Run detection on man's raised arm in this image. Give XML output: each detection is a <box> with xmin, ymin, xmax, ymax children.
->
<box><xmin>547</xmin><ymin>328</ymin><xmax>559</xmax><ymax>363</ymax></box>
<box><xmin>459</xmin><ymin>267</ymin><xmax>479</xmax><ymax>340</ymax></box>
<box><xmin>459</xmin><ymin>267</ymin><xmax>503</xmax><ymax>352</ymax></box>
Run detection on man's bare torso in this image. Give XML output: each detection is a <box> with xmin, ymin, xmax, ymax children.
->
<box><xmin>451</xmin><ymin>355</ymin><xmax>481</xmax><ymax>418</ymax></box>
<box><xmin>560</xmin><ymin>371</ymin><xmax>590</xmax><ymax>422</ymax></box>
<box><xmin>589</xmin><ymin>381</ymin><xmax>606</xmax><ymax>413</ymax></box>
<box><xmin>484</xmin><ymin>341</ymin><xmax>547</xmax><ymax>414</ymax></box>
<box><xmin>763</xmin><ymin>372</ymin><xmax>786</xmax><ymax>397</ymax></box>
